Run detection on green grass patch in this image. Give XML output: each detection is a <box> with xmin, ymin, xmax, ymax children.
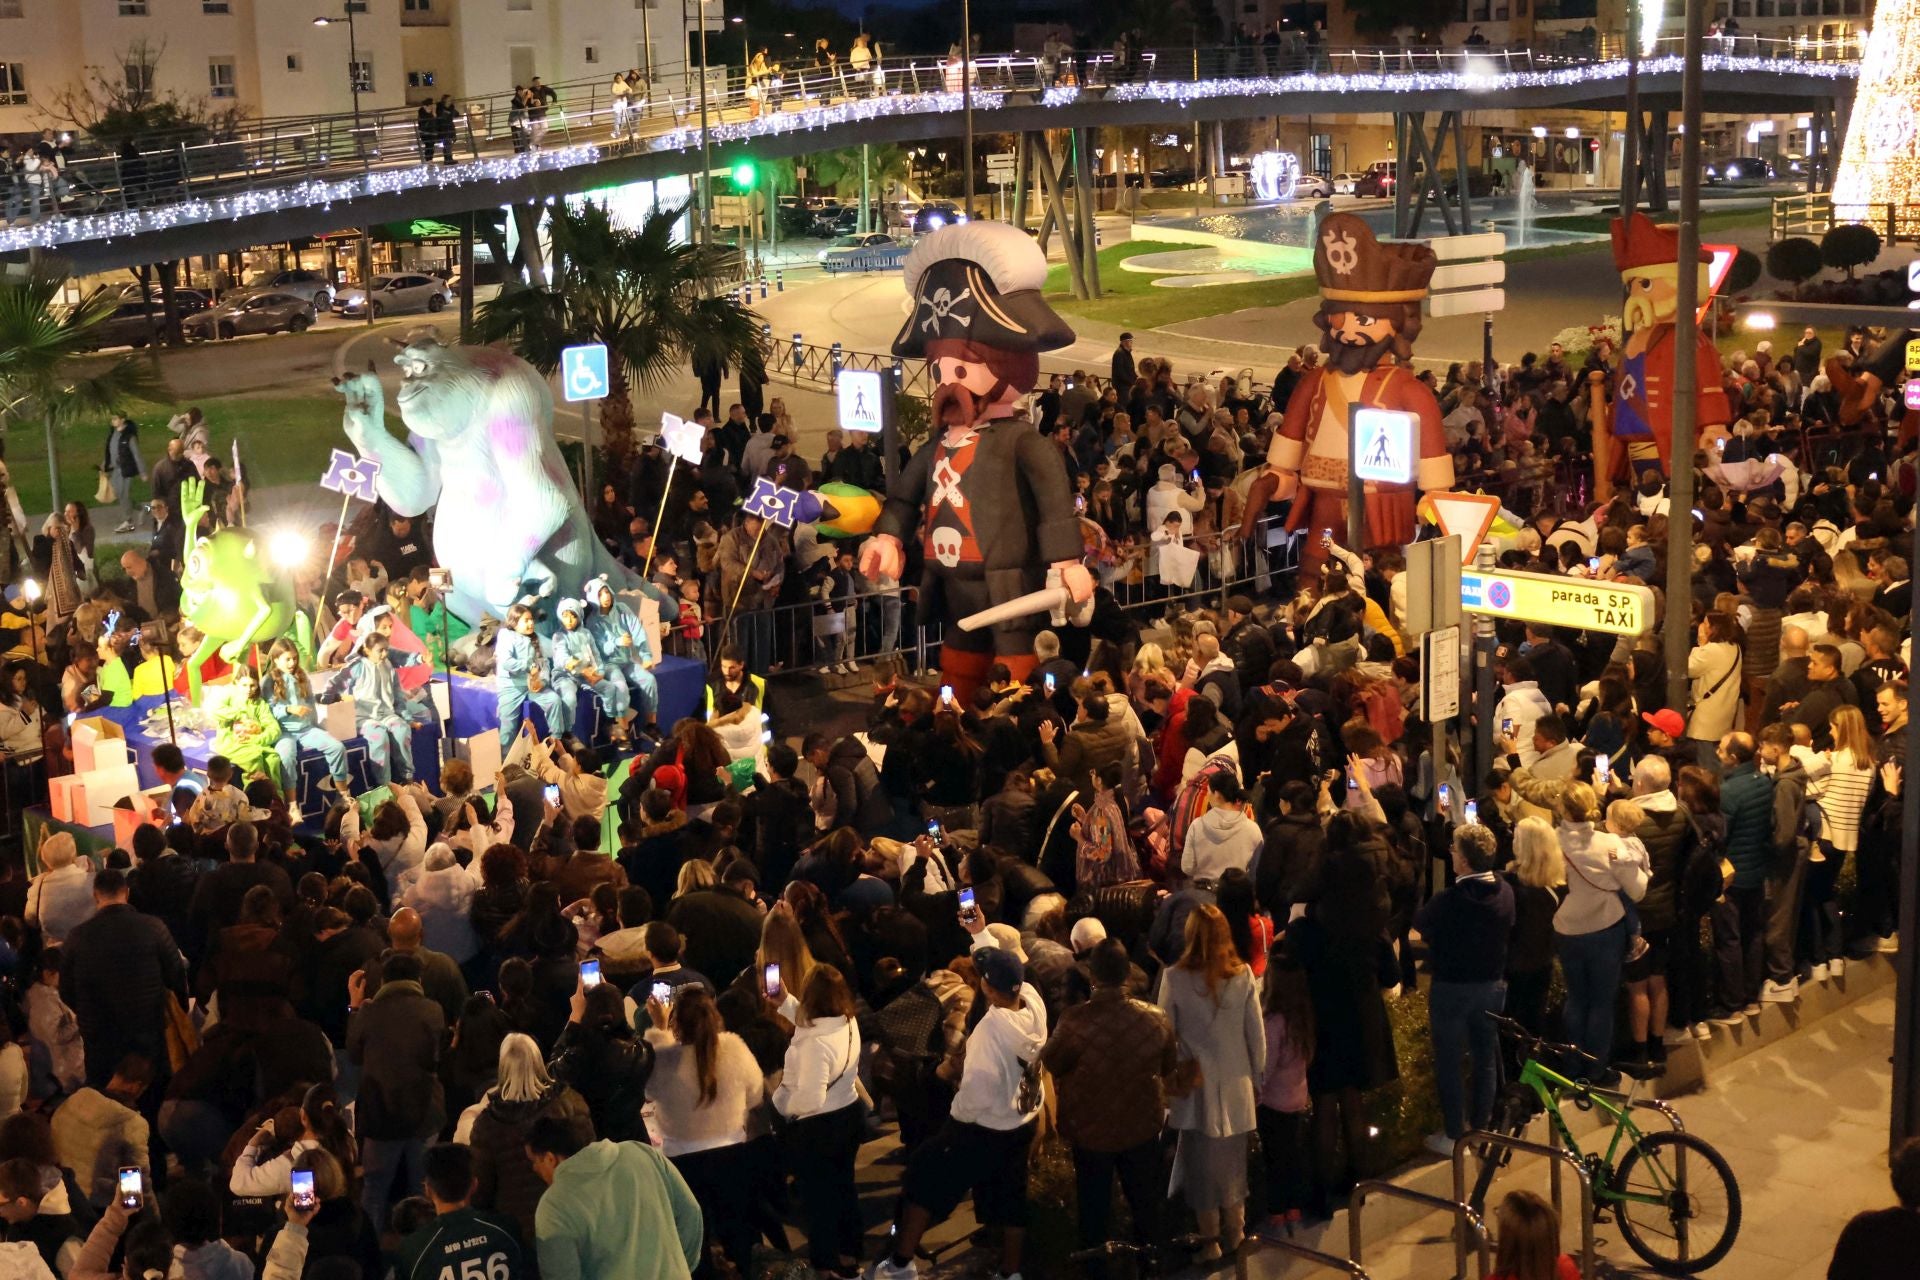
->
<box><xmin>1045</xmin><ymin>242</ymin><xmax>1320</xmax><ymax>328</ymax></box>
<box><xmin>10</xmin><ymin>392</ymin><xmax>345</xmax><ymax>518</ymax></box>
<box><xmin>1533</xmin><ymin>204</ymin><xmax>1771</xmax><ymax>236</ymax></box>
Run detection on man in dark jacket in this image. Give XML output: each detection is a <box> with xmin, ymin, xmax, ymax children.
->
<box><xmin>663</xmin><ymin>859</ymin><xmax>764</xmax><ymax>988</ymax></box>
<box><xmin>348</xmin><ymin>951</ymin><xmax>446</xmax><ymax>1233</ymax></box>
<box><xmin>1258</xmin><ymin>781</ymin><xmax>1325</xmax><ymax>916</ymax></box>
<box><xmin>369</xmin><ymin>907</ymin><xmax>469</xmax><ymax>1025</ymax></box>
<box><xmin>805</xmin><ymin>733</ymin><xmax>894</xmax><ymax>836</ymax></box>
<box><xmin>742</xmin><ymin>743</ymin><xmax>813</xmax><ymax>892</ymax></box>
<box><xmin>1413</xmin><ymin>825</ymin><xmax>1514</xmax><ymax>1150</ymax></box>
<box><xmin>1037</xmin><ymin>695</ymin><xmax>1132</xmax><ymax>802</ymax></box>
<box><xmin>60</xmin><ymin>868</ymin><xmax>187</xmax><ymax>1089</ymax></box>
<box><xmin>1711</xmin><ymin>733</ymin><xmax>1774</xmax><ymax>1020</ymax></box>
<box><xmin>829</xmin><ymin>431</ymin><xmax>886</xmax><ymax>492</ymax></box>
<box><xmin>1109</xmin><ymin>333</ymin><xmax>1136</xmax><ymax>401</ymax></box>
<box><xmin>126</xmin><ymin>824</ymin><xmax>198</xmax><ymax>954</ymax></box>
<box><xmin>1040</xmin><ymin>938</ymin><xmax>1174</xmax><ymax>1264</ymax></box>
<box><xmin>1790</xmin><ymin>644</ymin><xmax>1858</xmax><ymax>750</ymax></box>
<box><xmin>185</xmin><ymin>822</ymin><xmax>292</xmax><ymax>966</ymax></box>
<box><xmin>1521</xmin><ymin>623</ymin><xmax>1579</xmax><ymax>713</ymax></box>
<box><xmin>1757</xmin><ymin>726</ymin><xmax>1810</xmax><ymax>1004</ymax></box>
<box><xmin>1221</xmin><ymin>596</ymin><xmax>1274</xmax><ymax>692</ymax></box>
<box><xmin>1759</xmin><ymin>626</ymin><xmax>1813</xmax><ymax>727</ymax></box>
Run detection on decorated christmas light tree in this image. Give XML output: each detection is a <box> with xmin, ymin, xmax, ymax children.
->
<box><xmin>1832</xmin><ymin>2</ymin><xmax>1920</xmax><ymax>225</ymax></box>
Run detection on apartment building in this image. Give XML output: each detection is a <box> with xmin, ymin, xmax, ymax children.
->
<box><xmin>0</xmin><ymin>0</ymin><xmax>693</xmax><ymax>135</ymax></box>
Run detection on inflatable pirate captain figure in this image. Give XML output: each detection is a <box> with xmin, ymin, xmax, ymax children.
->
<box><xmin>858</xmin><ymin>222</ymin><xmax>1092</xmax><ymax>705</ymax></box>
<box><xmin>1240</xmin><ymin>212</ymin><xmax>1452</xmax><ymax>566</ymax></box>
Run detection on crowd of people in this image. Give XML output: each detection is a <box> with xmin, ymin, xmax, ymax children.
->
<box><xmin>0</xmin><ymin>302</ymin><xmax>1910</xmax><ymax>1280</ymax></box>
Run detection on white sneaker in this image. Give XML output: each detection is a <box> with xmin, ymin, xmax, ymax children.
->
<box><xmin>1760</xmin><ymin>979</ymin><xmax>1798</xmax><ymax>1004</ymax></box>
<box><xmin>1831</xmin><ymin>956</ymin><xmax>1848</xmax><ymax>977</ymax></box>
<box><xmin>1810</xmin><ymin>962</ymin><xmax>1830</xmax><ymax>983</ymax></box>
<box><xmin>841</xmin><ymin>661</ymin><xmax>858</xmax><ymax>674</ymax></box>
<box><xmin>1741</xmin><ymin>1002</ymin><xmax>1763</xmax><ymax>1016</ymax></box>
<box><xmin>1692</xmin><ymin>1022</ymin><xmax>1715</xmax><ymax>1040</ymax></box>
<box><xmin>1880</xmin><ymin>934</ymin><xmax>1901</xmax><ymax>953</ymax></box>
<box><xmin>870</xmin><ymin>1259</ymin><xmax>917</xmax><ymax>1280</ymax></box>
<box><xmin>113</xmin><ymin>521</ymin><xmax>136</xmax><ymax>533</ymax></box>
<box><xmin>1423</xmin><ymin>1132</ymin><xmax>1457</xmax><ymax>1158</ymax></box>
<box><xmin>819</xmin><ymin>664</ymin><xmax>834</xmax><ymax>674</ymax></box>
<box><xmin>1709</xmin><ymin>1010</ymin><xmax>1747</xmax><ymax>1027</ymax></box>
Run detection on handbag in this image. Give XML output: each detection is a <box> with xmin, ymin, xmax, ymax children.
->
<box><xmin>773</xmin><ymin>1023</ymin><xmax>860</xmax><ymax>1143</ymax></box>
<box><xmin>1688</xmin><ymin>651</ymin><xmax>1741</xmax><ymax>723</ymax></box>
<box><xmin>95</xmin><ymin>469</ymin><xmax>116</xmax><ymax>505</ymax></box>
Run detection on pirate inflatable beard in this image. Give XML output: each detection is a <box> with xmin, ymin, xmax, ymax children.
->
<box><xmin>861</xmin><ymin>222</ymin><xmax>1089</xmax><ymax>704</ymax></box>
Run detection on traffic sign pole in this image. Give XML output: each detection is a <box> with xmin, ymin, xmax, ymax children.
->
<box><xmin>1346</xmin><ymin>405</ymin><xmax>1365</xmax><ymax>555</ymax></box>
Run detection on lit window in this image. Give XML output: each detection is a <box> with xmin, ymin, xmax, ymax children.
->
<box><xmin>209</xmin><ymin>56</ymin><xmax>237</xmax><ymax>98</ymax></box>
<box><xmin>118</xmin><ymin>0</ymin><xmax>147</xmax><ymax>14</ymax></box>
<box><xmin>350</xmin><ymin>59</ymin><xmax>373</xmax><ymax>91</ymax></box>
<box><xmin>0</xmin><ymin>63</ymin><xmax>23</xmax><ymax>105</ymax></box>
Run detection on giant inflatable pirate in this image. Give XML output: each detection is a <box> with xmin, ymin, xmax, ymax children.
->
<box><xmin>858</xmin><ymin>223</ymin><xmax>1091</xmax><ymax>703</ymax></box>
<box><xmin>1240</xmin><ymin>213</ymin><xmax>1452</xmax><ymax>563</ymax></box>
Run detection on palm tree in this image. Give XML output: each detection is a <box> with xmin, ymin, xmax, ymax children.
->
<box><xmin>0</xmin><ymin>268</ymin><xmax>165</xmax><ymax>513</ymax></box>
<box><xmin>475</xmin><ymin>201</ymin><xmax>763</xmax><ymax>458</ymax></box>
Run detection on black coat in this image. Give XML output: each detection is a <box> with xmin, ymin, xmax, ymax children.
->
<box><xmin>60</xmin><ymin>903</ymin><xmax>186</xmax><ymax>1088</ymax></box>
<box><xmin>347</xmin><ymin>979</ymin><xmax>446</xmax><ymax>1140</ymax></box>
<box><xmin>743</xmin><ymin>777</ymin><xmax>812</xmax><ymax>892</ymax></box>
<box><xmin>550</xmin><ymin>1021</ymin><xmax>654</xmax><ymax>1143</ymax></box>
<box><xmin>664</xmin><ymin>888</ymin><xmax>762</xmax><ymax>989</ymax></box>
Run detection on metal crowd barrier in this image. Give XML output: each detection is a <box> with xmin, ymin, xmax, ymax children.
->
<box><xmin>1451</xmin><ymin>1130</ymin><xmax>1597</xmax><ymax>1280</ymax></box>
<box><xmin>1349</xmin><ymin>1180</ymin><xmax>1492</xmax><ymax>1279</ymax></box>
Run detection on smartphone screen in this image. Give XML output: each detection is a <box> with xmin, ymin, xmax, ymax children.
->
<box><xmin>928</xmin><ymin>819</ymin><xmax>944</xmax><ymax>846</ymax></box>
<box><xmin>1347</xmin><ymin>774</ymin><xmax>1358</xmax><ymax>791</ymax></box>
<box><xmin>543</xmin><ymin>783</ymin><xmax>561</xmax><ymax>805</ymax></box>
<box><xmin>958</xmin><ymin>886</ymin><xmax>976</xmax><ymax>914</ymax></box>
<box><xmin>763</xmin><ymin>962</ymin><xmax>781</xmax><ymax>998</ymax></box>
<box><xmin>1501</xmin><ymin>717</ymin><xmax>1514</xmax><ymax>736</ymax></box>
<box><xmin>1044</xmin><ymin>672</ymin><xmax>1056</xmax><ymax>694</ymax></box>
<box><xmin>117</xmin><ymin>1166</ymin><xmax>143</xmax><ymax>1212</ymax></box>
<box><xmin>1596</xmin><ymin>753</ymin><xmax>1612</xmax><ymax>785</ymax></box>
<box><xmin>650</xmin><ymin>980</ymin><xmax>673</xmax><ymax>1006</ymax></box>
<box><xmin>1464</xmin><ymin>799</ymin><xmax>1480</xmax><ymax>826</ymax></box>
<box><xmin>580</xmin><ymin>959</ymin><xmax>602</xmax><ymax>989</ymax></box>
<box><xmin>289</xmin><ymin>1169</ymin><xmax>316</xmax><ymax>1211</ymax></box>
<box><xmin>1588</xmin><ymin>557</ymin><xmax>1600</xmax><ymax>572</ymax></box>
<box><xmin>940</xmin><ymin>684</ymin><xmax>954</xmax><ymax>705</ymax></box>
<box><xmin>1437</xmin><ymin>783</ymin><xmax>1451</xmax><ymax>809</ymax></box>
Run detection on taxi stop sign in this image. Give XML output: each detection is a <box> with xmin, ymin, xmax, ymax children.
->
<box><xmin>1461</xmin><ymin>567</ymin><xmax>1653</xmax><ymax>635</ymax></box>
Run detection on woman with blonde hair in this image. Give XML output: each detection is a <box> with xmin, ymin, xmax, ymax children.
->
<box><xmin>1503</xmin><ymin>817</ymin><xmax>1565</xmax><ymax>1049</ymax></box>
<box><xmin>26</xmin><ymin>831</ymin><xmax>94</xmax><ymax>943</ymax></box>
<box><xmin>1803</xmin><ymin>704</ymin><xmax>1878</xmax><ymax>978</ymax></box>
<box><xmin>1157</xmin><ymin>903</ymin><xmax>1265</xmax><ymax>1260</ymax></box>
<box><xmin>674</xmin><ymin>857</ymin><xmax>719</xmax><ymax>898</ymax></box>
<box><xmin>772</xmin><ymin>965</ymin><xmax>864</xmax><ymax>1277</ymax></box>
<box><xmin>755</xmin><ymin>907</ymin><xmax>815</xmax><ymax>1021</ymax></box>
<box><xmin>467</xmin><ymin>1031</ymin><xmax>592</xmax><ymax>1240</ymax></box>
<box><xmin>1551</xmin><ymin>783</ymin><xmax>1647</xmax><ymax>1063</ymax></box>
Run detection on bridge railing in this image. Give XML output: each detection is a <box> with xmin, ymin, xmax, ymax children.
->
<box><xmin>13</xmin><ymin>37</ymin><xmax>1858</xmax><ymax>242</ymax></box>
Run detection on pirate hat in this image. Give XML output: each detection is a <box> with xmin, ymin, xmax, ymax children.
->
<box><xmin>893</xmin><ymin>222</ymin><xmax>1075</xmax><ymax>357</ymax></box>
<box><xmin>1313</xmin><ymin>213</ymin><xmax>1435</xmax><ymax>308</ymax></box>
<box><xmin>1610</xmin><ymin>211</ymin><xmax>1711</xmax><ymax>276</ymax></box>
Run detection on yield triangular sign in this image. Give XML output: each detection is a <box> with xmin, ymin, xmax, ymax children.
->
<box><xmin>1698</xmin><ymin>243</ymin><xmax>1738</xmax><ymax>323</ymax></box>
<box><xmin>1425</xmin><ymin>491</ymin><xmax>1503</xmax><ymax>560</ymax></box>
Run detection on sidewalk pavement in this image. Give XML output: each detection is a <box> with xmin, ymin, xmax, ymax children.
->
<box><xmin>1282</xmin><ymin>986</ymin><xmax>1897</xmax><ymax>1280</ymax></box>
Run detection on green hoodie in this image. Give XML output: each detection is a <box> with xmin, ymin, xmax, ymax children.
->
<box><xmin>533</xmin><ymin>1140</ymin><xmax>702</xmax><ymax>1280</ymax></box>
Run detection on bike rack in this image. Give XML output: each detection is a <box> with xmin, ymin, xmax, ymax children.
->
<box><xmin>1545</xmin><ymin>1092</ymin><xmax>1686</xmax><ymax>1225</ymax></box>
<box><xmin>1453</xmin><ymin>1130</ymin><xmax>1597</xmax><ymax>1280</ymax></box>
<box><xmin>1233</xmin><ymin>1237</ymin><xmax>1369</xmax><ymax>1280</ymax></box>
<box><xmin>1348</xmin><ymin>1181</ymin><xmax>1491</xmax><ymax>1279</ymax></box>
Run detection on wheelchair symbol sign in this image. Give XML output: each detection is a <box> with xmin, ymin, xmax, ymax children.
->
<box><xmin>561</xmin><ymin>343</ymin><xmax>610</xmax><ymax>402</ymax></box>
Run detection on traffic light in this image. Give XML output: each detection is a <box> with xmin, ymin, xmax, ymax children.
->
<box><xmin>731</xmin><ymin>160</ymin><xmax>757</xmax><ymax>190</ymax></box>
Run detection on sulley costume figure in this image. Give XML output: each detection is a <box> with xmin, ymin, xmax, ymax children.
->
<box><xmin>333</xmin><ymin>338</ymin><xmax>637</xmax><ymax>626</ymax></box>
<box><xmin>1239</xmin><ymin>213</ymin><xmax>1452</xmax><ymax>566</ymax></box>
<box><xmin>859</xmin><ymin>222</ymin><xmax>1091</xmax><ymax>706</ymax></box>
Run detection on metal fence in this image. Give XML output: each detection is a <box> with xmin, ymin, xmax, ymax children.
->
<box><xmin>11</xmin><ymin>35</ymin><xmax>1856</xmax><ymax>239</ymax></box>
<box><xmin>1769</xmin><ymin>192</ymin><xmax>1920</xmax><ymax>244</ymax></box>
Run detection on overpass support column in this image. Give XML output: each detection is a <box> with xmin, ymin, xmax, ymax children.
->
<box><xmin>1031</xmin><ymin>132</ymin><xmax>1090</xmax><ymax>299</ymax></box>
<box><xmin>1073</xmin><ymin>128</ymin><xmax>1103</xmax><ymax>298</ymax></box>
<box><xmin>1393</xmin><ymin>114</ymin><xmax>1412</xmax><ymax>237</ymax></box>
<box><xmin>1644</xmin><ymin>110</ymin><xmax>1672</xmax><ymax>214</ymax></box>
<box><xmin>1398</xmin><ymin>111</ymin><xmax>1472</xmax><ymax>238</ymax></box>
<box><xmin>1012</xmin><ymin>131</ymin><xmax>1031</xmax><ymax>230</ymax></box>
<box><xmin>459</xmin><ymin>210</ymin><xmax>475</xmax><ymax>345</ymax></box>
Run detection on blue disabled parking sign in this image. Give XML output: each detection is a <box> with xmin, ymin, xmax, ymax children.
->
<box><xmin>561</xmin><ymin>343</ymin><xmax>610</xmax><ymax>402</ymax></box>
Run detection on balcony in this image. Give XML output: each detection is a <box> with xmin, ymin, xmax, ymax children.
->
<box><xmin>400</xmin><ymin>0</ymin><xmax>448</xmax><ymax>25</ymax></box>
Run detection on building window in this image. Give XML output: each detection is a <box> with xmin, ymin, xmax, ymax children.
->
<box><xmin>350</xmin><ymin>59</ymin><xmax>373</xmax><ymax>91</ymax></box>
<box><xmin>208</xmin><ymin>56</ymin><xmax>236</xmax><ymax>97</ymax></box>
<box><xmin>345</xmin><ymin>0</ymin><xmax>366</xmax><ymax>10</ymax></box>
<box><xmin>203</xmin><ymin>0</ymin><xmax>230</xmax><ymax>11</ymax></box>
<box><xmin>118</xmin><ymin>0</ymin><xmax>147</xmax><ymax>13</ymax></box>
<box><xmin>507</xmin><ymin>0</ymin><xmax>530</xmax><ymax>11</ymax></box>
<box><xmin>0</xmin><ymin>63</ymin><xmax>23</xmax><ymax>105</ymax></box>
<box><xmin>286</xmin><ymin>52</ymin><xmax>303</xmax><ymax>71</ymax></box>
<box><xmin>0</xmin><ymin>1</ymin><xmax>22</xmax><ymax>18</ymax></box>
<box><xmin>584</xmin><ymin>44</ymin><xmax>600</xmax><ymax>64</ymax></box>
<box><xmin>407</xmin><ymin>69</ymin><xmax>436</xmax><ymax>87</ymax></box>
<box><xmin>405</xmin><ymin>0</ymin><xmax>430</xmax><ymax>7</ymax></box>
<box><xmin>124</xmin><ymin>60</ymin><xmax>154</xmax><ymax>93</ymax></box>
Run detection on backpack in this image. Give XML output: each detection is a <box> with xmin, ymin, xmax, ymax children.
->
<box><xmin>1355</xmin><ymin>679</ymin><xmax>1406</xmax><ymax>745</ymax></box>
<box><xmin>651</xmin><ymin>746</ymin><xmax>689</xmax><ymax>810</ymax></box>
<box><xmin>1167</xmin><ymin>750</ymin><xmax>1239</xmax><ymax>871</ymax></box>
<box><xmin>1682</xmin><ymin>815</ymin><xmax>1733</xmax><ymax>916</ymax></box>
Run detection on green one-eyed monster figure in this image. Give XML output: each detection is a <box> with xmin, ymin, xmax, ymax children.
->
<box><xmin>178</xmin><ymin>476</ymin><xmax>314</xmax><ymax>703</ymax></box>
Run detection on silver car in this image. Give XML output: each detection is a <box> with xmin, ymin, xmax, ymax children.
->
<box><xmin>186</xmin><ymin>291</ymin><xmax>317</xmax><ymax>341</ymax></box>
<box><xmin>331</xmin><ymin>272</ymin><xmax>450</xmax><ymax>318</ymax></box>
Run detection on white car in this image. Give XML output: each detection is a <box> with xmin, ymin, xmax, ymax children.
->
<box><xmin>1291</xmin><ymin>174</ymin><xmax>1334</xmax><ymax>199</ymax></box>
<box><xmin>331</xmin><ymin>272</ymin><xmax>451</xmax><ymax>318</ymax></box>
<box><xmin>1332</xmin><ymin>172</ymin><xmax>1364</xmax><ymax>195</ymax></box>
<box><xmin>817</xmin><ymin>232</ymin><xmax>898</xmax><ymax>264</ymax></box>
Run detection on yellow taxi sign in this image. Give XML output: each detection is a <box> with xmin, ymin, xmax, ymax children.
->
<box><xmin>1460</xmin><ymin>568</ymin><xmax>1653</xmax><ymax>635</ymax></box>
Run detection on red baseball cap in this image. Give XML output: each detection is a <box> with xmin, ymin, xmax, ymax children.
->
<box><xmin>1642</xmin><ymin>709</ymin><xmax>1685</xmax><ymax>738</ymax></box>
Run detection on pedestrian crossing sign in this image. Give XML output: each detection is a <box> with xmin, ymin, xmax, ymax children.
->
<box><xmin>1351</xmin><ymin>406</ymin><xmax>1416</xmax><ymax>484</ymax></box>
<box><xmin>837</xmin><ymin>368</ymin><xmax>884</xmax><ymax>434</ymax></box>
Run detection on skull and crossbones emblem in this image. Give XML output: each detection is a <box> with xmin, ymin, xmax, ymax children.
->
<box><xmin>930</xmin><ymin>525</ymin><xmax>964</xmax><ymax>568</ymax></box>
<box><xmin>1322</xmin><ymin>229</ymin><xmax>1360</xmax><ymax>276</ymax></box>
<box><xmin>918</xmin><ymin>285</ymin><xmax>975</xmax><ymax>334</ymax></box>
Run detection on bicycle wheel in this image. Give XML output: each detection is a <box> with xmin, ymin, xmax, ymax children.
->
<box><xmin>1611</xmin><ymin>1131</ymin><xmax>1742</xmax><ymax>1274</ymax></box>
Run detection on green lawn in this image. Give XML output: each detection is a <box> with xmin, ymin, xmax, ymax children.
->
<box><xmin>1045</xmin><ymin>242</ymin><xmax>1321</xmax><ymax>329</ymax></box>
<box><xmin>11</xmin><ymin>392</ymin><xmax>345</xmax><ymax>518</ymax></box>
<box><xmin>1533</xmin><ymin>204</ymin><xmax>1772</xmax><ymax>236</ymax></box>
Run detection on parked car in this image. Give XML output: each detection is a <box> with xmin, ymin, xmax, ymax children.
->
<box><xmin>1353</xmin><ymin>168</ymin><xmax>1397</xmax><ymax>197</ymax></box>
<box><xmin>1332</xmin><ymin>171</ymin><xmax>1364</xmax><ymax>194</ymax></box>
<box><xmin>185</xmin><ymin>292</ymin><xmax>317</xmax><ymax>341</ymax></box>
<box><xmin>331</xmin><ymin>272</ymin><xmax>450</xmax><ymax>317</ymax></box>
<box><xmin>817</xmin><ymin>232</ymin><xmax>899</xmax><ymax>265</ymax></box>
<box><xmin>1291</xmin><ymin>173</ymin><xmax>1334</xmax><ymax>199</ymax></box>
<box><xmin>245</xmin><ymin>269</ymin><xmax>335</xmax><ymax>310</ymax></box>
<box><xmin>1705</xmin><ymin>155</ymin><xmax>1774</xmax><ymax>184</ymax></box>
<box><xmin>910</xmin><ymin>202</ymin><xmax>967</xmax><ymax>233</ymax></box>
<box><xmin>115</xmin><ymin>285</ymin><xmax>214</xmax><ymax>315</ymax></box>
<box><xmin>806</xmin><ymin>202</ymin><xmax>847</xmax><ymax>235</ymax></box>
<box><xmin>81</xmin><ymin>301</ymin><xmax>165</xmax><ymax>350</ymax></box>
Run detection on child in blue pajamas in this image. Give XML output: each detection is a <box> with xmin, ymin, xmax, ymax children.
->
<box><xmin>320</xmin><ymin>632</ymin><xmax>423</xmax><ymax>784</ymax></box>
<box><xmin>552</xmin><ymin>596</ymin><xmax>630</xmax><ymax>740</ymax></box>
<box><xmin>265</xmin><ymin>637</ymin><xmax>351</xmax><ymax>793</ymax></box>
<box><xmin>495</xmin><ymin>602</ymin><xmax>566</xmax><ymax>748</ymax></box>
<box><xmin>583</xmin><ymin>574</ymin><xmax>659</xmax><ymax>741</ymax></box>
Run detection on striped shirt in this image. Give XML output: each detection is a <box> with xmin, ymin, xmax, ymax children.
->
<box><xmin>1809</xmin><ymin>755</ymin><xmax>1876</xmax><ymax>852</ymax></box>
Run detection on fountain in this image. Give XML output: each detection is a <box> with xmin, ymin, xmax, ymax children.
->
<box><xmin>1513</xmin><ymin>160</ymin><xmax>1537</xmax><ymax>248</ymax></box>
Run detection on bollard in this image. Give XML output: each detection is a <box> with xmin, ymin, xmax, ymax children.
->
<box><xmin>759</xmin><ymin>277</ymin><xmax>768</xmax><ymax>299</ymax></box>
<box><xmin>776</xmin><ymin>269</ymin><xmax>784</xmax><ymax>291</ymax></box>
<box><xmin>831</xmin><ymin>341</ymin><xmax>843</xmax><ymax>377</ymax></box>
<box><xmin>761</xmin><ymin>322</ymin><xmax>772</xmax><ymax>340</ymax></box>
<box><xmin>792</xmin><ymin>332</ymin><xmax>803</xmax><ymax>385</ymax></box>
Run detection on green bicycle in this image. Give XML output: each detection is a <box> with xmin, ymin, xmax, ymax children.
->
<box><xmin>1468</xmin><ymin>1014</ymin><xmax>1741</xmax><ymax>1274</ymax></box>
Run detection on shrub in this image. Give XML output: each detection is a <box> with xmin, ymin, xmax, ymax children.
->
<box><xmin>1821</xmin><ymin>222</ymin><xmax>1883</xmax><ymax>279</ymax></box>
<box><xmin>1765</xmin><ymin>237</ymin><xmax>1824</xmax><ymax>295</ymax></box>
<box><xmin>1724</xmin><ymin>247</ymin><xmax>1762</xmax><ymax>295</ymax></box>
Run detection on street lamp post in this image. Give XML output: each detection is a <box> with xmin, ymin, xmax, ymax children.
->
<box><xmin>311</xmin><ymin>7</ymin><xmax>363</xmax><ymax>145</ymax></box>
<box><xmin>696</xmin><ymin>0</ymin><xmax>714</xmax><ymax>246</ymax></box>
<box><xmin>960</xmin><ymin>0</ymin><xmax>974</xmax><ymax>216</ymax></box>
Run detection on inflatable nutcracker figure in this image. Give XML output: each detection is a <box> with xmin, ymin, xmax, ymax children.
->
<box><xmin>1239</xmin><ymin>213</ymin><xmax>1452</xmax><ymax>564</ymax></box>
<box><xmin>1608</xmin><ymin>212</ymin><xmax>1731</xmax><ymax>480</ymax></box>
<box><xmin>857</xmin><ymin>223</ymin><xmax>1092</xmax><ymax>704</ymax></box>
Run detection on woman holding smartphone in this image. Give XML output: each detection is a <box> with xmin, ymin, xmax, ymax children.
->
<box><xmin>772</xmin><ymin>965</ymin><xmax>866</xmax><ymax>1280</ymax></box>
<box><xmin>643</xmin><ymin>985</ymin><xmax>765</xmax><ymax>1279</ymax></box>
